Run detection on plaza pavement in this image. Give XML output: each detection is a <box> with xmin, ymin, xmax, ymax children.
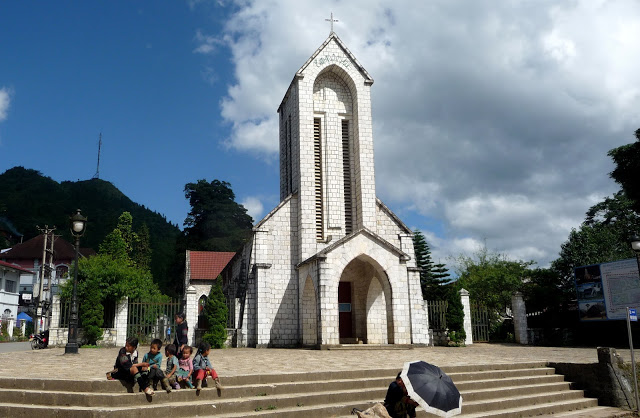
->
<box><xmin>3</xmin><ymin>343</ymin><xmax>632</xmax><ymax>381</ymax></box>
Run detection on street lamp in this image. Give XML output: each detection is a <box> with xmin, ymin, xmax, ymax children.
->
<box><xmin>631</xmin><ymin>234</ymin><xmax>640</xmax><ymax>261</ymax></box>
<box><xmin>65</xmin><ymin>209</ymin><xmax>87</xmax><ymax>354</ymax></box>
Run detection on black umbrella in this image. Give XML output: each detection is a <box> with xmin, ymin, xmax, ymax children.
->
<box><xmin>400</xmin><ymin>360</ymin><xmax>462</xmax><ymax>417</ymax></box>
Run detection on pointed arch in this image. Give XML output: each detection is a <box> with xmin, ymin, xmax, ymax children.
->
<box><xmin>338</xmin><ymin>254</ymin><xmax>394</xmax><ymax>344</ymax></box>
<box><xmin>301</xmin><ymin>275</ymin><xmax>318</xmax><ymax>346</ymax></box>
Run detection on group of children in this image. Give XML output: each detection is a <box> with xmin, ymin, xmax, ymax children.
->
<box><xmin>107</xmin><ymin>336</ymin><xmax>223</xmax><ymax>396</ymax></box>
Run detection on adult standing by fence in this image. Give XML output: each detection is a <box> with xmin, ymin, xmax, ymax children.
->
<box><xmin>173</xmin><ymin>312</ymin><xmax>188</xmax><ymax>355</ymax></box>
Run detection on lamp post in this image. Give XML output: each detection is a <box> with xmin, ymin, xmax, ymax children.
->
<box><xmin>629</xmin><ymin>234</ymin><xmax>640</xmax><ymax>411</ymax></box>
<box><xmin>65</xmin><ymin>209</ymin><xmax>87</xmax><ymax>354</ymax></box>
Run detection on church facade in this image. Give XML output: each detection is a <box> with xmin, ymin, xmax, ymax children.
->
<box><xmin>224</xmin><ymin>33</ymin><xmax>430</xmax><ymax>348</ymax></box>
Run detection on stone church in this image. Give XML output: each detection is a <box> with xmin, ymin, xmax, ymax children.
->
<box><xmin>223</xmin><ymin>31</ymin><xmax>430</xmax><ymax>348</ymax></box>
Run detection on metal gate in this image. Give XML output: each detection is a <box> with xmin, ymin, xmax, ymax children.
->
<box><xmin>127</xmin><ymin>299</ymin><xmax>181</xmax><ymax>345</ymax></box>
<box><xmin>471</xmin><ymin>302</ymin><xmax>490</xmax><ymax>342</ymax></box>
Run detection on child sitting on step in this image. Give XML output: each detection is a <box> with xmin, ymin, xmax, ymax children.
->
<box><xmin>107</xmin><ymin>337</ymin><xmax>154</xmax><ymax>396</ymax></box>
<box><xmin>192</xmin><ymin>341</ymin><xmax>223</xmax><ymax>391</ymax></box>
<box><xmin>164</xmin><ymin>344</ymin><xmax>180</xmax><ymax>390</ymax></box>
<box><xmin>142</xmin><ymin>338</ymin><xmax>171</xmax><ymax>393</ymax></box>
<box><xmin>176</xmin><ymin>345</ymin><xmax>194</xmax><ymax>388</ymax></box>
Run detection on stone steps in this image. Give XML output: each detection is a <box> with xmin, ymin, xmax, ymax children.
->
<box><xmin>0</xmin><ymin>362</ymin><xmax>617</xmax><ymax>417</ymax></box>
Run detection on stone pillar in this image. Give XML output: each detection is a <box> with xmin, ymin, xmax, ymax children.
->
<box><xmin>7</xmin><ymin>319</ymin><xmax>14</xmax><ymax>338</ymax></box>
<box><xmin>185</xmin><ymin>286</ymin><xmax>197</xmax><ymax>347</ymax></box>
<box><xmin>115</xmin><ymin>297</ymin><xmax>129</xmax><ymax>347</ymax></box>
<box><xmin>51</xmin><ymin>294</ymin><xmax>61</xmax><ymax>331</ymax></box>
<box><xmin>20</xmin><ymin>320</ymin><xmax>26</xmax><ymax>337</ymax></box>
<box><xmin>511</xmin><ymin>291</ymin><xmax>528</xmax><ymax>344</ymax></box>
<box><xmin>460</xmin><ymin>288</ymin><xmax>473</xmax><ymax>345</ymax></box>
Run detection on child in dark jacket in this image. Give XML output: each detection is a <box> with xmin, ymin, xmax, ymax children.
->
<box><xmin>107</xmin><ymin>337</ymin><xmax>154</xmax><ymax>396</ymax></box>
<box><xmin>192</xmin><ymin>341</ymin><xmax>223</xmax><ymax>391</ymax></box>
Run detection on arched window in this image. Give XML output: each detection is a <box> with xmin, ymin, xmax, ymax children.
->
<box><xmin>198</xmin><ymin>296</ymin><xmax>208</xmax><ymax>328</ymax></box>
<box><xmin>55</xmin><ymin>265</ymin><xmax>69</xmax><ymax>279</ymax></box>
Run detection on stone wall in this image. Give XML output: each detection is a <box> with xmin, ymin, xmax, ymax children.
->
<box><xmin>550</xmin><ymin>347</ymin><xmax>636</xmax><ymax>410</ymax></box>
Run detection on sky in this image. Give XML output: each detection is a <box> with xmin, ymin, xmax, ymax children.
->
<box><xmin>1</xmin><ymin>1</ymin><xmax>639</xmax><ymax>274</ymax></box>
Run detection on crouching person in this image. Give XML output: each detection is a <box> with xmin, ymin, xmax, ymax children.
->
<box><xmin>107</xmin><ymin>337</ymin><xmax>154</xmax><ymax>396</ymax></box>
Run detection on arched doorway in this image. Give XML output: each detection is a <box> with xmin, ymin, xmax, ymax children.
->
<box><xmin>338</xmin><ymin>255</ymin><xmax>393</xmax><ymax>344</ymax></box>
<box><xmin>301</xmin><ymin>275</ymin><xmax>318</xmax><ymax>346</ymax></box>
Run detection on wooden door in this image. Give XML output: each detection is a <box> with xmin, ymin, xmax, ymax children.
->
<box><xmin>338</xmin><ymin>281</ymin><xmax>353</xmax><ymax>338</ymax></box>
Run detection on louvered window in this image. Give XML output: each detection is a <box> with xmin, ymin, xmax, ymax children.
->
<box><xmin>284</xmin><ymin>119</ymin><xmax>289</xmax><ymax>195</ymax></box>
<box><xmin>342</xmin><ymin>120</ymin><xmax>353</xmax><ymax>234</ymax></box>
<box><xmin>288</xmin><ymin>115</ymin><xmax>293</xmax><ymax>193</ymax></box>
<box><xmin>314</xmin><ymin>118</ymin><xmax>324</xmax><ymax>241</ymax></box>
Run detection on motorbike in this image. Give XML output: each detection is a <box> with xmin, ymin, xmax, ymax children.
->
<box><xmin>29</xmin><ymin>329</ymin><xmax>49</xmax><ymax>350</ymax></box>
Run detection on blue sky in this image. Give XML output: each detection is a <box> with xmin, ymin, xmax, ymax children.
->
<box><xmin>2</xmin><ymin>1</ymin><xmax>640</xmax><ymax>273</ymax></box>
<box><xmin>0</xmin><ymin>2</ymin><xmax>272</xmax><ymax>227</ymax></box>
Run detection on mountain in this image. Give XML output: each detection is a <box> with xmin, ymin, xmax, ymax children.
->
<box><xmin>0</xmin><ymin>166</ymin><xmax>181</xmax><ymax>295</ymax></box>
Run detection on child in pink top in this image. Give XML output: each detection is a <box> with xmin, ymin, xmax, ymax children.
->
<box><xmin>176</xmin><ymin>345</ymin><xmax>194</xmax><ymax>388</ymax></box>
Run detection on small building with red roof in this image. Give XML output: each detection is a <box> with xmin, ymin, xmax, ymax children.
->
<box><xmin>184</xmin><ymin>250</ymin><xmax>236</xmax><ymax>326</ymax></box>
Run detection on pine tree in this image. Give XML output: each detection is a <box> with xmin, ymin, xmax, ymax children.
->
<box><xmin>134</xmin><ymin>223</ymin><xmax>152</xmax><ymax>270</ymax></box>
<box><xmin>202</xmin><ymin>277</ymin><xmax>229</xmax><ymax>349</ymax></box>
<box><xmin>413</xmin><ymin>230</ymin><xmax>449</xmax><ymax>300</ymax></box>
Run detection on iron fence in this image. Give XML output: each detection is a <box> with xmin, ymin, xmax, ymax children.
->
<box><xmin>427</xmin><ymin>300</ymin><xmax>448</xmax><ymax>330</ymax></box>
<box><xmin>471</xmin><ymin>302</ymin><xmax>490</xmax><ymax>342</ymax></box>
<box><xmin>127</xmin><ymin>298</ymin><xmax>182</xmax><ymax>345</ymax></box>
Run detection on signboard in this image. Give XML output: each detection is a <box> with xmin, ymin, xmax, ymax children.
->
<box><xmin>630</xmin><ymin>308</ymin><xmax>638</xmax><ymax>322</ymax></box>
<box><xmin>21</xmin><ymin>293</ymin><xmax>32</xmax><ymax>301</ymax></box>
<box><xmin>575</xmin><ymin>258</ymin><xmax>640</xmax><ymax>321</ymax></box>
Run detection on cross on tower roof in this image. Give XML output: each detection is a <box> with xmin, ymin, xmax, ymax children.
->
<box><xmin>325</xmin><ymin>12</ymin><xmax>338</xmax><ymax>33</ymax></box>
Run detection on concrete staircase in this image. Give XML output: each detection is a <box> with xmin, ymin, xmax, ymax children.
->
<box><xmin>0</xmin><ymin>361</ymin><xmax>623</xmax><ymax>417</ymax></box>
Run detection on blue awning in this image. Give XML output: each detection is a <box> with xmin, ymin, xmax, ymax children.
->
<box><xmin>17</xmin><ymin>312</ymin><xmax>32</xmax><ymax>322</ymax></box>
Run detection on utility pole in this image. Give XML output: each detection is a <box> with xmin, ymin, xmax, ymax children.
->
<box><xmin>93</xmin><ymin>133</ymin><xmax>102</xmax><ymax>179</ymax></box>
<box><xmin>35</xmin><ymin>225</ymin><xmax>55</xmax><ymax>333</ymax></box>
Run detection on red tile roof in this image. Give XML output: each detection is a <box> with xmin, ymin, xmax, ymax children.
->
<box><xmin>1</xmin><ymin>234</ymin><xmax>95</xmax><ymax>261</ymax></box>
<box><xmin>0</xmin><ymin>260</ymin><xmax>32</xmax><ymax>274</ymax></box>
<box><xmin>189</xmin><ymin>251</ymin><xmax>236</xmax><ymax>281</ymax></box>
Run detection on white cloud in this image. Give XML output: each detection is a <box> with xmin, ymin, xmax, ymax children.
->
<box><xmin>0</xmin><ymin>88</ymin><xmax>10</xmax><ymax>122</ymax></box>
<box><xmin>193</xmin><ymin>29</ymin><xmax>223</xmax><ymax>54</ymax></box>
<box><xmin>240</xmin><ymin>196</ymin><xmax>264</xmax><ymax>222</ymax></box>
<box><xmin>202</xmin><ymin>0</ymin><xmax>640</xmax><ymax>268</ymax></box>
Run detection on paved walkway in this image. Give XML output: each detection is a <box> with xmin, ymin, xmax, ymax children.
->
<box><xmin>3</xmin><ymin>343</ymin><xmax>632</xmax><ymax>381</ymax></box>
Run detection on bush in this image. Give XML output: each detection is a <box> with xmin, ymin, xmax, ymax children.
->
<box><xmin>80</xmin><ymin>281</ymin><xmax>104</xmax><ymax>345</ymax></box>
<box><xmin>445</xmin><ymin>286</ymin><xmax>466</xmax><ymax>344</ymax></box>
<box><xmin>201</xmin><ymin>278</ymin><xmax>228</xmax><ymax>349</ymax></box>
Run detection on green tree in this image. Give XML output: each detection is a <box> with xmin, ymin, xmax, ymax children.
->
<box><xmin>183</xmin><ymin>179</ymin><xmax>253</xmax><ymax>251</ymax></box>
<box><xmin>134</xmin><ymin>223</ymin><xmax>152</xmax><ymax>270</ymax></box>
<box><xmin>79</xmin><ymin>279</ymin><xmax>104</xmax><ymax>345</ymax></box>
<box><xmin>413</xmin><ymin>230</ymin><xmax>449</xmax><ymax>300</ymax></box>
<box><xmin>201</xmin><ymin>278</ymin><xmax>228</xmax><ymax>349</ymax></box>
<box><xmin>609</xmin><ymin>129</ymin><xmax>640</xmax><ymax>212</ymax></box>
<box><xmin>63</xmin><ymin>213</ymin><xmax>166</xmax><ymax>344</ymax></box>
<box><xmin>453</xmin><ymin>246</ymin><xmax>533</xmax><ymax>314</ymax></box>
<box><xmin>551</xmin><ymin>192</ymin><xmax>640</xmax><ymax>288</ymax></box>
<box><xmin>444</xmin><ymin>284</ymin><xmax>466</xmax><ymax>344</ymax></box>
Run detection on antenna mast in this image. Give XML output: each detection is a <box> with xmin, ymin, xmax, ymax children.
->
<box><xmin>93</xmin><ymin>133</ymin><xmax>102</xmax><ymax>179</ymax></box>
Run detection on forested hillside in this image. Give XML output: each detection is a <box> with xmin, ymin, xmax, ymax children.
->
<box><xmin>0</xmin><ymin>166</ymin><xmax>181</xmax><ymax>294</ymax></box>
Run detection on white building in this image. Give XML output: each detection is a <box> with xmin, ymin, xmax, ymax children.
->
<box><xmin>0</xmin><ymin>260</ymin><xmax>26</xmax><ymax>319</ymax></box>
<box><xmin>223</xmin><ymin>32</ymin><xmax>430</xmax><ymax>348</ymax></box>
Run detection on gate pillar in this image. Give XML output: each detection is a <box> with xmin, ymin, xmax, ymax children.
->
<box><xmin>511</xmin><ymin>291</ymin><xmax>528</xmax><ymax>344</ymax></box>
<box><xmin>185</xmin><ymin>286</ymin><xmax>197</xmax><ymax>347</ymax></box>
<box><xmin>460</xmin><ymin>288</ymin><xmax>473</xmax><ymax>345</ymax></box>
<box><xmin>115</xmin><ymin>297</ymin><xmax>128</xmax><ymax>347</ymax></box>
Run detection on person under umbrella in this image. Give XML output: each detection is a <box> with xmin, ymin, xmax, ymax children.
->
<box><xmin>383</xmin><ymin>372</ymin><xmax>418</xmax><ymax>418</ymax></box>
<box><xmin>400</xmin><ymin>360</ymin><xmax>462</xmax><ymax>417</ymax></box>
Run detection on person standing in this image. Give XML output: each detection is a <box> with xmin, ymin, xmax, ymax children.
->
<box><xmin>173</xmin><ymin>312</ymin><xmax>188</xmax><ymax>356</ymax></box>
